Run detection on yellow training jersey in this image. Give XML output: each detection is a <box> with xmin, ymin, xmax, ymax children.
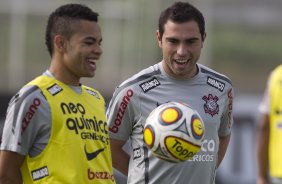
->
<box><xmin>21</xmin><ymin>76</ymin><xmax>115</xmax><ymax>183</ymax></box>
<box><xmin>269</xmin><ymin>64</ymin><xmax>282</xmax><ymax>177</ymax></box>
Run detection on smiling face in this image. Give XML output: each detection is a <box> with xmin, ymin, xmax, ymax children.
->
<box><xmin>157</xmin><ymin>20</ymin><xmax>206</xmax><ymax>79</ymax></box>
<box><xmin>51</xmin><ymin>20</ymin><xmax>102</xmax><ymax>85</ymax></box>
<box><xmin>63</xmin><ymin>20</ymin><xmax>102</xmax><ymax>78</ymax></box>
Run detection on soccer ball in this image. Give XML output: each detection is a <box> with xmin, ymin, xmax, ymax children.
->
<box><xmin>143</xmin><ymin>101</ymin><xmax>205</xmax><ymax>163</ymax></box>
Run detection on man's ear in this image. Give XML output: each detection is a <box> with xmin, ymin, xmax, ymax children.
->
<box><xmin>54</xmin><ymin>35</ymin><xmax>65</xmax><ymax>53</ymax></box>
<box><xmin>203</xmin><ymin>32</ymin><xmax>207</xmax><ymax>42</ymax></box>
<box><xmin>156</xmin><ymin>30</ymin><xmax>162</xmax><ymax>48</ymax></box>
<box><xmin>201</xmin><ymin>32</ymin><xmax>207</xmax><ymax>48</ymax></box>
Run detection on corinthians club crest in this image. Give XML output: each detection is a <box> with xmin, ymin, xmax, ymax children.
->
<box><xmin>202</xmin><ymin>94</ymin><xmax>219</xmax><ymax>117</ymax></box>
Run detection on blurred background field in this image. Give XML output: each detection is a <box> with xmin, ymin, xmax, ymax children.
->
<box><xmin>0</xmin><ymin>0</ymin><xmax>282</xmax><ymax>183</ymax></box>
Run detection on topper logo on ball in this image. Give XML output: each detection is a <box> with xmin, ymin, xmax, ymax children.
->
<box><xmin>144</xmin><ymin>101</ymin><xmax>205</xmax><ymax>163</ymax></box>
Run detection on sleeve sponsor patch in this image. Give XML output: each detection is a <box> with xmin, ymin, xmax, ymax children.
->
<box><xmin>139</xmin><ymin>77</ymin><xmax>161</xmax><ymax>93</ymax></box>
<box><xmin>207</xmin><ymin>77</ymin><xmax>225</xmax><ymax>92</ymax></box>
<box><xmin>21</xmin><ymin>97</ymin><xmax>41</xmax><ymax>134</ymax></box>
<box><xmin>109</xmin><ymin>89</ymin><xmax>133</xmax><ymax>133</ymax></box>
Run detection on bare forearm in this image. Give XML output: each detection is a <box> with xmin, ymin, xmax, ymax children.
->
<box><xmin>0</xmin><ymin>151</ymin><xmax>23</xmax><ymax>184</ymax></box>
<box><xmin>112</xmin><ymin>149</ymin><xmax>130</xmax><ymax>175</ymax></box>
<box><xmin>110</xmin><ymin>139</ymin><xmax>130</xmax><ymax>176</ymax></box>
<box><xmin>0</xmin><ymin>176</ymin><xmax>21</xmax><ymax>184</ymax></box>
<box><xmin>257</xmin><ymin>133</ymin><xmax>269</xmax><ymax>178</ymax></box>
<box><xmin>257</xmin><ymin>114</ymin><xmax>270</xmax><ymax>181</ymax></box>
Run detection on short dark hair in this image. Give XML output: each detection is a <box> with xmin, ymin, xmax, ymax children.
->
<box><xmin>158</xmin><ymin>1</ymin><xmax>205</xmax><ymax>40</ymax></box>
<box><xmin>45</xmin><ymin>4</ymin><xmax>99</xmax><ymax>56</ymax></box>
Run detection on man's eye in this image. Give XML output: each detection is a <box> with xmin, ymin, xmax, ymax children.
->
<box><xmin>168</xmin><ymin>39</ymin><xmax>178</xmax><ymax>44</ymax></box>
<box><xmin>85</xmin><ymin>41</ymin><xmax>94</xmax><ymax>45</ymax></box>
<box><xmin>187</xmin><ymin>39</ymin><xmax>198</xmax><ymax>45</ymax></box>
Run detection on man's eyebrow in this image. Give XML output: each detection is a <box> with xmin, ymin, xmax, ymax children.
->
<box><xmin>165</xmin><ymin>37</ymin><xmax>179</xmax><ymax>41</ymax></box>
<box><xmin>84</xmin><ymin>37</ymin><xmax>103</xmax><ymax>42</ymax></box>
<box><xmin>165</xmin><ymin>37</ymin><xmax>199</xmax><ymax>41</ymax></box>
<box><xmin>186</xmin><ymin>37</ymin><xmax>199</xmax><ymax>41</ymax></box>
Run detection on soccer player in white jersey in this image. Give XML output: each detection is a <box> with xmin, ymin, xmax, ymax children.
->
<box><xmin>106</xmin><ymin>1</ymin><xmax>234</xmax><ymax>184</ymax></box>
<box><xmin>0</xmin><ymin>4</ymin><xmax>115</xmax><ymax>184</ymax></box>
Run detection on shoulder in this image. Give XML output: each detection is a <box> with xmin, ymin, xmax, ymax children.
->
<box><xmin>268</xmin><ymin>65</ymin><xmax>282</xmax><ymax>89</ymax></box>
<box><xmin>8</xmin><ymin>84</ymin><xmax>46</xmax><ymax>109</ymax></box>
<box><xmin>5</xmin><ymin>85</ymin><xmax>48</xmax><ymax>127</ymax></box>
<box><xmin>4</xmin><ymin>84</ymin><xmax>48</xmax><ymax>135</ymax></box>
<box><xmin>198</xmin><ymin>64</ymin><xmax>232</xmax><ymax>86</ymax></box>
<box><xmin>115</xmin><ymin>63</ymin><xmax>162</xmax><ymax>94</ymax></box>
<box><xmin>270</xmin><ymin>64</ymin><xmax>282</xmax><ymax>78</ymax></box>
<box><xmin>107</xmin><ymin>63</ymin><xmax>161</xmax><ymax>111</ymax></box>
<box><xmin>273</xmin><ymin>64</ymin><xmax>282</xmax><ymax>72</ymax></box>
<box><xmin>82</xmin><ymin>85</ymin><xmax>103</xmax><ymax>98</ymax></box>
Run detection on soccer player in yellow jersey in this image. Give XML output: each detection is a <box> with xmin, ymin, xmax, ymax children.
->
<box><xmin>257</xmin><ymin>65</ymin><xmax>282</xmax><ymax>184</ymax></box>
<box><xmin>0</xmin><ymin>4</ymin><xmax>115</xmax><ymax>184</ymax></box>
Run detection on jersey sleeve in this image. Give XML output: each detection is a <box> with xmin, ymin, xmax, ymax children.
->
<box><xmin>218</xmin><ymin>86</ymin><xmax>234</xmax><ymax>136</ymax></box>
<box><xmin>106</xmin><ymin>86</ymin><xmax>138</xmax><ymax>141</ymax></box>
<box><xmin>0</xmin><ymin>85</ymin><xmax>51</xmax><ymax>156</ymax></box>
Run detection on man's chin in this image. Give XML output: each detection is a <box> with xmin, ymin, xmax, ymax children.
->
<box><xmin>84</xmin><ymin>73</ymin><xmax>95</xmax><ymax>78</ymax></box>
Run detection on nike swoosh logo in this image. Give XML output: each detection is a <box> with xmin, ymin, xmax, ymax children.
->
<box><xmin>84</xmin><ymin>145</ymin><xmax>105</xmax><ymax>161</ymax></box>
<box><xmin>276</xmin><ymin>109</ymin><xmax>282</xmax><ymax>115</ymax></box>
